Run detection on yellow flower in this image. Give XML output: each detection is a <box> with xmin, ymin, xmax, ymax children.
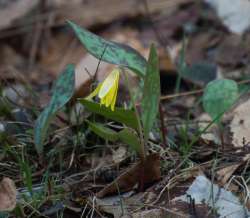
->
<box><xmin>86</xmin><ymin>69</ymin><xmax>120</xmax><ymax>111</ymax></box>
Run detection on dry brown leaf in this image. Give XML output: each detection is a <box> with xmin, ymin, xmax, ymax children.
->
<box><xmin>0</xmin><ymin>177</ymin><xmax>17</xmax><ymax>211</ymax></box>
<box><xmin>131</xmin><ymin>209</ymin><xmax>167</xmax><ymax>218</ymax></box>
<box><xmin>186</xmin><ymin>32</ymin><xmax>222</xmax><ymax>65</ymax></box>
<box><xmin>39</xmin><ymin>34</ymin><xmax>85</xmax><ymax>78</ymax></box>
<box><xmin>169</xmin><ymin>200</ymin><xmax>212</xmax><ymax>218</ymax></box>
<box><xmin>230</xmin><ymin>97</ymin><xmax>250</xmax><ymax>147</ymax></box>
<box><xmin>0</xmin><ymin>45</ymin><xmax>27</xmax><ymax>81</ymax></box>
<box><xmin>0</xmin><ymin>0</ymin><xmax>38</xmax><ymax>30</ymax></box>
<box><xmin>95</xmin><ymin>191</ymin><xmax>142</xmax><ymax>218</ymax></box>
<box><xmin>216</xmin><ymin>163</ymin><xmax>240</xmax><ymax>185</ymax></box>
<box><xmin>55</xmin><ymin>0</ymin><xmax>193</xmax><ymax>28</ymax></box>
<box><xmin>215</xmin><ymin>34</ymin><xmax>249</xmax><ymax>67</ymax></box>
<box><xmin>97</xmin><ymin>153</ymin><xmax>161</xmax><ymax>198</ymax></box>
<box><xmin>158</xmin><ymin>47</ymin><xmax>176</xmax><ymax>73</ymax></box>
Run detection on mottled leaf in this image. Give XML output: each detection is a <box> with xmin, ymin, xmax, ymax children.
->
<box><xmin>67</xmin><ymin>21</ymin><xmax>147</xmax><ymax>77</ymax></box>
<box><xmin>203</xmin><ymin>79</ymin><xmax>238</xmax><ymax>122</ymax></box>
<box><xmin>34</xmin><ymin>64</ymin><xmax>75</xmax><ymax>154</ymax></box>
<box><xmin>87</xmin><ymin>121</ymin><xmax>118</xmax><ymax>142</ymax></box>
<box><xmin>141</xmin><ymin>44</ymin><xmax>160</xmax><ymax>142</ymax></box>
<box><xmin>80</xmin><ymin>99</ymin><xmax>138</xmax><ymax>130</ymax></box>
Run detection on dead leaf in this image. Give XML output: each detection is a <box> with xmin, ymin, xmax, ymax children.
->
<box><xmin>159</xmin><ymin>47</ymin><xmax>176</xmax><ymax>72</ymax></box>
<box><xmin>215</xmin><ymin>34</ymin><xmax>249</xmax><ymax>67</ymax></box>
<box><xmin>169</xmin><ymin>200</ymin><xmax>212</xmax><ymax>218</ymax></box>
<box><xmin>0</xmin><ymin>0</ymin><xmax>39</xmax><ymax>30</ymax></box>
<box><xmin>96</xmin><ymin>191</ymin><xmax>160</xmax><ymax>218</ymax></box>
<box><xmin>39</xmin><ymin>34</ymin><xmax>85</xmax><ymax>78</ymax></box>
<box><xmin>131</xmin><ymin>209</ymin><xmax>168</xmax><ymax>218</ymax></box>
<box><xmin>97</xmin><ymin>153</ymin><xmax>161</xmax><ymax>198</ymax></box>
<box><xmin>0</xmin><ymin>177</ymin><xmax>17</xmax><ymax>211</ymax></box>
<box><xmin>186</xmin><ymin>32</ymin><xmax>222</xmax><ymax>65</ymax></box>
<box><xmin>55</xmin><ymin>0</ymin><xmax>193</xmax><ymax>28</ymax></box>
<box><xmin>230</xmin><ymin>97</ymin><xmax>250</xmax><ymax>147</ymax></box>
<box><xmin>95</xmin><ymin>191</ymin><xmax>137</xmax><ymax>218</ymax></box>
<box><xmin>216</xmin><ymin>163</ymin><xmax>240</xmax><ymax>185</ymax></box>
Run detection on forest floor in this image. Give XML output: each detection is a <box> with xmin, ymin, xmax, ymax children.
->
<box><xmin>1</xmin><ymin>0</ymin><xmax>250</xmax><ymax>217</ymax></box>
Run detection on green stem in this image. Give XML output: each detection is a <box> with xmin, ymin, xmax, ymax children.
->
<box><xmin>123</xmin><ymin>69</ymin><xmax>146</xmax><ymax>161</ymax></box>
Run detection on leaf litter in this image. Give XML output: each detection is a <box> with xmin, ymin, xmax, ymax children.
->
<box><xmin>1</xmin><ymin>1</ymin><xmax>250</xmax><ymax>217</ymax></box>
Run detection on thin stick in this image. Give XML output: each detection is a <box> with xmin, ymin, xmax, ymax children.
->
<box><xmin>159</xmin><ymin>103</ymin><xmax>167</xmax><ymax>147</ymax></box>
<box><xmin>160</xmin><ymin>79</ymin><xmax>250</xmax><ymax>101</ymax></box>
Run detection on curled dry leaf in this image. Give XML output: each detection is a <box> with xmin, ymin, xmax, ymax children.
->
<box><xmin>0</xmin><ymin>177</ymin><xmax>17</xmax><ymax>211</ymax></box>
<box><xmin>230</xmin><ymin>97</ymin><xmax>250</xmax><ymax>147</ymax></box>
<box><xmin>97</xmin><ymin>153</ymin><xmax>161</xmax><ymax>198</ymax></box>
<box><xmin>216</xmin><ymin>163</ymin><xmax>240</xmax><ymax>185</ymax></box>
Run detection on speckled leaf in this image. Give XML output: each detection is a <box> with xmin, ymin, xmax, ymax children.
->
<box><xmin>141</xmin><ymin>44</ymin><xmax>160</xmax><ymax>142</ymax></box>
<box><xmin>80</xmin><ymin>99</ymin><xmax>138</xmax><ymax>130</ymax></box>
<box><xmin>203</xmin><ymin>79</ymin><xmax>238</xmax><ymax>122</ymax></box>
<box><xmin>34</xmin><ymin>64</ymin><xmax>75</xmax><ymax>154</ymax></box>
<box><xmin>68</xmin><ymin>21</ymin><xmax>147</xmax><ymax>77</ymax></box>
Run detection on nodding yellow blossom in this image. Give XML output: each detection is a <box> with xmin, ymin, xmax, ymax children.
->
<box><xmin>86</xmin><ymin>69</ymin><xmax>120</xmax><ymax>111</ymax></box>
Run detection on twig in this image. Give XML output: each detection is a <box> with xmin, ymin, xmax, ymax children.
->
<box><xmin>28</xmin><ymin>0</ymin><xmax>48</xmax><ymax>70</ymax></box>
<box><xmin>159</xmin><ymin>103</ymin><xmax>167</xmax><ymax>147</ymax></box>
<box><xmin>160</xmin><ymin>79</ymin><xmax>250</xmax><ymax>101</ymax></box>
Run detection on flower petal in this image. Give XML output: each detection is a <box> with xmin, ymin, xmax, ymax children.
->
<box><xmin>102</xmin><ymin>83</ymin><xmax>116</xmax><ymax>107</ymax></box>
<box><xmin>98</xmin><ymin>69</ymin><xmax>120</xmax><ymax>98</ymax></box>
<box><xmin>110</xmin><ymin>73</ymin><xmax>119</xmax><ymax>111</ymax></box>
<box><xmin>86</xmin><ymin>82</ymin><xmax>102</xmax><ymax>100</ymax></box>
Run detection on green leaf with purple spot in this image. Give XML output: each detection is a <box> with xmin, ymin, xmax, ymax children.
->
<box><xmin>34</xmin><ymin>64</ymin><xmax>75</xmax><ymax>155</ymax></box>
<box><xmin>141</xmin><ymin>44</ymin><xmax>160</xmax><ymax>143</ymax></box>
<box><xmin>67</xmin><ymin>21</ymin><xmax>147</xmax><ymax>77</ymax></box>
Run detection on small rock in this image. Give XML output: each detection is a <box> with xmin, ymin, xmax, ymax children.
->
<box><xmin>2</xmin><ymin>85</ymin><xmax>29</xmax><ymax>104</ymax></box>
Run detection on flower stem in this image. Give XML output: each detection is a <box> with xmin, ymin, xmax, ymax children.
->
<box><xmin>123</xmin><ymin>69</ymin><xmax>146</xmax><ymax>161</ymax></box>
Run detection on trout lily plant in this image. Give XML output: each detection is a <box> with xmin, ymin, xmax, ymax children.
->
<box><xmin>34</xmin><ymin>21</ymin><xmax>160</xmax><ymax>162</ymax></box>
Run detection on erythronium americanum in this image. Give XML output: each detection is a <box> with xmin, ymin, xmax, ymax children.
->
<box><xmin>86</xmin><ymin>68</ymin><xmax>120</xmax><ymax>111</ymax></box>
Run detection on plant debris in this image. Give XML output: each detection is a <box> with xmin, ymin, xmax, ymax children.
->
<box><xmin>1</xmin><ymin>1</ymin><xmax>250</xmax><ymax>217</ymax></box>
